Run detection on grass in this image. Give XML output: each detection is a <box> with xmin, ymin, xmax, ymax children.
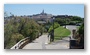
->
<box><xmin>77</xmin><ymin>26</ymin><xmax>80</xmax><ymax>30</ymax></box>
<box><xmin>54</xmin><ymin>26</ymin><xmax>71</xmax><ymax>40</ymax></box>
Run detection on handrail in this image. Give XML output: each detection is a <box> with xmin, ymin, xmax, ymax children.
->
<box><xmin>10</xmin><ymin>37</ymin><xmax>30</xmax><ymax>49</ymax></box>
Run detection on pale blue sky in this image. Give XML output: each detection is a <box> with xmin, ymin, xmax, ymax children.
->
<box><xmin>4</xmin><ymin>4</ymin><xmax>84</xmax><ymax>18</ymax></box>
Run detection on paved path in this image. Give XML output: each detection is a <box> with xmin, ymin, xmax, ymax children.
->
<box><xmin>23</xmin><ymin>25</ymin><xmax>78</xmax><ymax>49</ymax></box>
<box><xmin>23</xmin><ymin>35</ymin><xmax>49</xmax><ymax>49</ymax></box>
<box><xmin>23</xmin><ymin>34</ymin><xmax>69</xmax><ymax>49</ymax></box>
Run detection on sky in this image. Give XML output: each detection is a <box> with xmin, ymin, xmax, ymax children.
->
<box><xmin>4</xmin><ymin>4</ymin><xmax>84</xmax><ymax>18</ymax></box>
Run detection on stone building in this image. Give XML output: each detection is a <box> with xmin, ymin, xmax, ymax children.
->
<box><xmin>29</xmin><ymin>10</ymin><xmax>53</xmax><ymax>23</ymax></box>
<box><xmin>4</xmin><ymin>10</ymin><xmax>53</xmax><ymax>24</ymax></box>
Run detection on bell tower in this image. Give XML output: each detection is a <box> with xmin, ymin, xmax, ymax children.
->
<box><xmin>41</xmin><ymin>9</ymin><xmax>44</xmax><ymax>14</ymax></box>
<box><xmin>42</xmin><ymin>9</ymin><xmax>44</xmax><ymax>14</ymax></box>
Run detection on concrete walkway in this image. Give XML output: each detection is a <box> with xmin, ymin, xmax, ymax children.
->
<box><xmin>23</xmin><ymin>34</ymin><xmax>70</xmax><ymax>49</ymax></box>
<box><xmin>23</xmin><ymin>35</ymin><xmax>49</xmax><ymax>49</ymax></box>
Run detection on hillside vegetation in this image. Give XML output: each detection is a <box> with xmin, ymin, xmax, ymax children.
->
<box><xmin>4</xmin><ymin>17</ymin><xmax>44</xmax><ymax>49</ymax></box>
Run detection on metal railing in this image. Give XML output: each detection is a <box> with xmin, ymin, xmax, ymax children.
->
<box><xmin>10</xmin><ymin>37</ymin><xmax>30</xmax><ymax>49</ymax></box>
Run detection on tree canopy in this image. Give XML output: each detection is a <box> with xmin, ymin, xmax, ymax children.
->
<box><xmin>4</xmin><ymin>17</ymin><xmax>43</xmax><ymax>49</ymax></box>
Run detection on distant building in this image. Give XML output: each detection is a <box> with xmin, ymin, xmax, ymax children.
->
<box><xmin>29</xmin><ymin>10</ymin><xmax>53</xmax><ymax>23</ymax></box>
<box><xmin>4</xmin><ymin>10</ymin><xmax>54</xmax><ymax>24</ymax></box>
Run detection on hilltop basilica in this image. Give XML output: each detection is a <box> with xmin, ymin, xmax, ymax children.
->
<box><xmin>29</xmin><ymin>10</ymin><xmax>53</xmax><ymax>23</ymax></box>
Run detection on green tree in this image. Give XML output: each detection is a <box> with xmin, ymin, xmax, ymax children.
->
<box><xmin>4</xmin><ymin>17</ymin><xmax>42</xmax><ymax>48</ymax></box>
<box><xmin>48</xmin><ymin>22</ymin><xmax>60</xmax><ymax>32</ymax></box>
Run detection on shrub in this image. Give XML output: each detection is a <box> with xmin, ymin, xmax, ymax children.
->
<box><xmin>4</xmin><ymin>17</ymin><xmax>42</xmax><ymax>48</ymax></box>
<box><xmin>48</xmin><ymin>22</ymin><xmax>60</xmax><ymax>32</ymax></box>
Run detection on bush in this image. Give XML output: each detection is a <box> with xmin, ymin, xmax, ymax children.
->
<box><xmin>11</xmin><ymin>33</ymin><xmax>24</xmax><ymax>43</ymax></box>
<box><xmin>48</xmin><ymin>22</ymin><xmax>60</xmax><ymax>32</ymax></box>
<box><xmin>78</xmin><ymin>23</ymin><xmax>84</xmax><ymax>35</ymax></box>
<box><xmin>4</xmin><ymin>17</ymin><xmax>42</xmax><ymax>49</ymax></box>
<box><xmin>75</xmin><ymin>23</ymin><xmax>84</xmax><ymax>49</ymax></box>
